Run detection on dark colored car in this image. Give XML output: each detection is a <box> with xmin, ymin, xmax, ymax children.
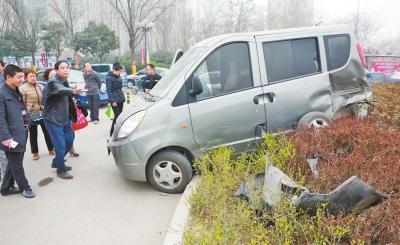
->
<box><xmin>37</xmin><ymin>70</ymin><xmax>109</xmax><ymax>108</ymax></box>
<box><xmin>91</xmin><ymin>64</ymin><xmax>128</xmax><ymax>87</ymax></box>
<box><xmin>126</xmin><ymin>67</ymin><xmax>169</xmax><ymax>88</ymax></box>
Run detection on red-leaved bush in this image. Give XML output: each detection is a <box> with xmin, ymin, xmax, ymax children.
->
<box><xmin>287</xmin><ymin>117</ymin><xmax>400</xmax><ymax>243</ymax></box>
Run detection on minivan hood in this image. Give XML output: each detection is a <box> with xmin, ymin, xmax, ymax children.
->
<box><xmin>115</xmin><ymin>94</ymin><xmax>157</xmax><ymax>125</ymax></box>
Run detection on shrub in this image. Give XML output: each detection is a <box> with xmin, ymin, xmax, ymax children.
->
<box><xmin>288</xmin><ymin>117</ymin><xmax>400</xmax><ymax>243</ymax></box>
<box><xmin>184</xmin><ymin>135</ymin><xmax>353</xmax><ymax>244</ymax></box>
<box><xmin>184</xmin><ymin>83</ymin><xmax>400</xmax><ymax>244</ymax></box>
<box><xmin>370</xmin><ymin>83</ymin><xmax>400</xmax><ymax>129</ymax></box>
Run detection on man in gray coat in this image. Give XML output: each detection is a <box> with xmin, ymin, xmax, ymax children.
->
<box><xmin>0</xmin><ymin>64</ymin><xmax>34</xmax><ymax>198</ymax></box>
<box><xmin>83</xmin><ymin>63</ymin><xmax>102</xmax><ymax>124</ymax></box>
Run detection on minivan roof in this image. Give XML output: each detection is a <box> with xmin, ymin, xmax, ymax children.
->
<box><xmin>194</xmin><ymin>25</ymin><xmax>354</xmax><ymax>48</ymax></box>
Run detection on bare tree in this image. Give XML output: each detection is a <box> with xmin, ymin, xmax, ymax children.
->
<box><xmin>0</xmin><ymin>2</ymin><xmax>13</xmax><ymax>35</ymax></box>
<box><xmin>108</xmin><ymin>0</ymin><xmax>176</xmax><ymax>61</ymax></box>
<box><xmin>196</xmin><ymin>0</ymin><xmax>225</xmax><ymax>40</ymax></box>
<box><xmin>51</xmin><ymin>0</ymin><xmax>79</xmax><ymax>40</ymax></box>
<box><xmin>176</xmin><ymin>1</ymin><xmax>194</xmax><ymax>50</ymax></box>
<box><xmin>342</xmin><ymin>13</ymin><xmax>378</xmax><ymax>43</ymax></box>
<box><xmin>154</xmin><ymin>3</ymin><xmax>175</xmax><ymax>51</ymax></box>
<box><xmin>267</xmin><ymin>0</ymin><xmax>314</xmax><ymax>30</ymax></box>
<box><xmin>4</xmin><ymin>0</ymin><xmax>45</xmax><ymax>65</ymax></box>
<box><xmin>224</xmin><ymin>0</ymin><xmax>255</xmax><ymax>32</ymax></box>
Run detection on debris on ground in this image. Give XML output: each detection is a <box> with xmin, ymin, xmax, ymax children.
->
<box><xmin>237</xmin><ymin>154</ymin><xmax>387</xmax><ymax>216</ymax></box>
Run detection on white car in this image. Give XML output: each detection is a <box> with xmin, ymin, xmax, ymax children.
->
<box><xmin>390</xmin><ymin>72</ymin><xmax>400</xmax><ymax>80</ymax></box>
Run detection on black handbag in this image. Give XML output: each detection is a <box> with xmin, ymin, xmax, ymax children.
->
<box><xmin>27</xmin><ymin>85</ymin><xmax>44</xmax><ymax>126</ymax></box>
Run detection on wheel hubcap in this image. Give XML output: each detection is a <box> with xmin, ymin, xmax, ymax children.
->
<box><xmin>309</xmin><ymin>119</ymin><xmax>329</xmax><ymax>128</ymax></box>
<box><xmin>153</xmin><ymin>161</ymin><xmax>182</xmax><ymax>189</ymax></box>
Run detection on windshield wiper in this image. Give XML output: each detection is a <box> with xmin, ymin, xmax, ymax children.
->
<box><xmin>145</xmin><ymin>89</ymin><xmax>154</xmax><ymax>97</ymax></box>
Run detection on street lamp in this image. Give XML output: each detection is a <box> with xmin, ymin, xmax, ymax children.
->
<box><xmin>137</xmin><ymin>20</ymin><xmax>154</xmax><ymax>65</ymax></box>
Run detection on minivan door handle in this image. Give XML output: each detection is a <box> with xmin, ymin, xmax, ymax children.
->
<box><xmin>265</xmin><ymin>92</ymin><xmax>276</xmax><ymax>103</ymax></box>
<box><xmin>253</xmin><ymin>93</ymin><xmax>276</xmax><ymax>104</ymax></box>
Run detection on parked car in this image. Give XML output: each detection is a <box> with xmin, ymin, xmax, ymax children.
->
<box><xmin>108</xmin><ymin>25</ymin><xmax>373</xmax><ymax>194</ymax></box>
<box><xmin>388</xmin><ymin>72</ymin><xmax>400</xmax><ymax>82</ymax></box>
<box><xmin>126</xmin><ymin>67</ymin><xmax>169</xmax><ymax>88</ymax></box>
<box><xmin>367</xmin><ymin>72</ymin><xmax>387</xmax><ymax>83</ymax></box>
<box><xmin>91</xmin><ymin>63</ymin><xmax>128</xmax><ymax>87</ymax></box>
<box><xmin>38</xmin><ymin>69</ymin><xmax>109</xmax><ymax>108</ymax></box>
<box><xmin>367</xmin><ymin>71</ymin><xmax>400</xmax><ymax>83</ymax></box>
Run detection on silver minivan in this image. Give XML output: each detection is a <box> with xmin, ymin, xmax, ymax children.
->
<box><xmin>108</xmin><ymin>25</ymin><xmax>372</xmax><ymax>193</ymax></box>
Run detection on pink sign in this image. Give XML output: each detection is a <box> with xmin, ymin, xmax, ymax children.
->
<box><xmin>141</xmin><ymin>48</ymin><xmax>145</xmax><ymax>65</ymax></box>
<box><xmin>371</xmin><ymin>60</ymin><xmax>400</xmax><ymax>74</ymax></box>
<box><xmin>41</xmin><ymin>53</ymin><xmax>46</xmax><ymax>65</ymax></box>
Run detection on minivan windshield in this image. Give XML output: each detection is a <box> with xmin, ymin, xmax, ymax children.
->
<box><xmin>151</xmin><ymin>46</ymin><xmax>206</xmax><ymax>97</ymax></box>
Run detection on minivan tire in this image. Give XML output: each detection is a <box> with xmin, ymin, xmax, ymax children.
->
<box><xmin>297</xmin><ymin>112</ymin><xmax>332</xmax><ymax>130</ymax></box>
<box><xmin>147</xmin><ymin>150</ymin><xmax>193</xmax><ymax>194</ymax></box>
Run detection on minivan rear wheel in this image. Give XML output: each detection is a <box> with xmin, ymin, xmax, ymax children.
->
<box><xmin>147</xmin><ymin>150</ymin><xmax>193</xmax><ymax>194</ymax></box>
<box><xmin>297</xmin><ymin>112</ymin><xmax>332</xmax><ymax>130</ymax></box>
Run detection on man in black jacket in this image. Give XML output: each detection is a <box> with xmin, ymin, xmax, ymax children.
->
<box><xmin>0</xmin><ymin>65</ymin><xmax>34</xmax><ymax>198</ymax></box>
<box><xmin>141</xmin><ymin>64</ymin><xmax>162</xmax><ymax>91</ymax></box>
<box><xmin>43</xmin><ymin>61</ymin><xmax>85</xmax><ymax>179</ymax></box>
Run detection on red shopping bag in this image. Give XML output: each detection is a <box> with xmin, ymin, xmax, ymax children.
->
<box><xmin>72</xmin><ymin>107</ymin><xmax>88</xmax><ymax>131</ymax></box>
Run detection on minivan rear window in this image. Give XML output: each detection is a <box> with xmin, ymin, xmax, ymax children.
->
<box><xmin>324</xmin><ymin>34</ymin><xmax>351</xmax><ymax>71</ymax></box>
<box><xmin>263</xmin><ymin>38</ymin><xmax>321</xmax><ymax>83</ymax></box>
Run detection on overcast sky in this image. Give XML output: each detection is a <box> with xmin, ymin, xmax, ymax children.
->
<box><xmin>254</xmin><ymin>0</ymin><xmax>400</xmax><ymax>42</ymax></box>
<box><xmin>314</xmin><ymin>0</ymin><xmax>400</xmax><ymax>41</ymax></box>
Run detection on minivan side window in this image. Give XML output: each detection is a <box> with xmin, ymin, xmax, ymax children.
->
<box><xmin>263</xmin><ymin>38</ymin><xmax>321</xmax><ymax>83</ymax></box>
<box><xmin>324</xmin><ymin>34</ymin><xmax>351</xmax><ymax>71</ymax></box>
<box><xmin>191</xmin><ymin>42</ymin><xmax>253</xmax><ymax>101</ymax></box>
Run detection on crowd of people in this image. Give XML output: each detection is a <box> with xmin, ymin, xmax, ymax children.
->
<box><xmin>0</xmin><ymin>60</ymin><xmax>161</xmax><ymax>199</ymax></box>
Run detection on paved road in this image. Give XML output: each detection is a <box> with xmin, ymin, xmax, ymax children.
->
<box><xmin>0</xmin><ymin>107</ymin><xmax>181</xmax><ymax>245</ymax></box>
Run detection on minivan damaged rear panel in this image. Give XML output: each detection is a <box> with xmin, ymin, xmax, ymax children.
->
<box><xmin>329</xmin><ymin>59</ymin><xmax>373</xmax><ymax>116</ymax></box>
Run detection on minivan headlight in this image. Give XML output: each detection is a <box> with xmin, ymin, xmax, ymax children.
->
<box><xmin>117</xmin><ymin>111</ymin><xmax>146</xmax><ymax>139</ymax></box>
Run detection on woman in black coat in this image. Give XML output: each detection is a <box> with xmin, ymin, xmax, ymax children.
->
<box><xmin>106</xmin><ymin>62</ymin><xmax>125</xmax><ymax>137</ymax></box>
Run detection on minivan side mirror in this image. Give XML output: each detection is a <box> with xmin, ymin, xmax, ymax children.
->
<box><xmin>189</xmin><ymin>76</ymin><xmax>203</xmax><ymax>96</ymax></box>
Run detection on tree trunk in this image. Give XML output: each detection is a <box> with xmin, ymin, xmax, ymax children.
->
<box><xmin>31</xmin><ymin>51</ymin><xmax>36</xmax><ymax>66</ymax></box>
<box><xmin>129</xmin><ymin>32</ymin><xmax>136</xmax><ymax>62</ymax></box>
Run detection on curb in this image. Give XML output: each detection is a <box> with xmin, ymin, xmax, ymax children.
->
<box><xmin>163</xmin><ymin>177</ymin><xmax>198</xmax><ymax>245</ymax></box>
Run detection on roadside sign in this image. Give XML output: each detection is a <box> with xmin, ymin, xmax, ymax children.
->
<box><xmin>141</xmin><ymin>49</ymin><xmax>145</xmax><ymax>65</ymax></box>
<box><xmin>41</xmin><ymin>53</ymin><xmax>46</xmax><ymax>65</ymax></box>
<box><xmin>371</xmin><ymin>60</ymin><xmax>400</xmax><ymax>74</ymax></box>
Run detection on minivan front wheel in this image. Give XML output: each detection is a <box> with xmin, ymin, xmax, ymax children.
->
<box><xmin>147</xmin><ymin>150</ymin><xmax>193</xmax><ymax>194</ymax></box>
<box><xmin>297</xmin><ymin>112</ymin><xmax>332</xmax><ymax>130</ymax></box>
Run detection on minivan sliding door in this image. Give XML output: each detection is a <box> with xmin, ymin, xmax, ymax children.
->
<box><xmin>255</xmin><ymin>36</ymin><xmax>332</xmax><ymax>132</ymax></box>
<box><xmin>187</xmin><ymin>41</ymin><xmax>267</xmax><ymax>153</ymax></box>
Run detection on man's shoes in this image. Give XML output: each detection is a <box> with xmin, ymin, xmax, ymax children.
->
<box><xmin>1</xmin><ymin>186</ymin><xmax>21</xmax><ymax>196</ymax></box>
<box><xmin>49</xmin><ymin>150</ymin><xmax>55</xmax><ymax>156</ymax></box>
<box><xmin>94</xmin><ymin>120</ymin><xmax>99</xmax><ymax>124</ymax></box>
<box><xmin>57</xmin><ymin>171</ymin><xmax>73</xmax><ymax>179</ymax></box>
<box><xmin>32</xmin><ymin>153</ymin><xmax>40</xmax><ymax>160</ymax></box>
<box><xmin>69</xmin><ymin>152</ymin><xmax>80</xmax><ymax>157</ymax></box>
<box><xmin>51</xmin><ymin>164</ymin><xmax>72</xmax><ymax>171</ymax></box>
<box><xmin>21</xmin><ymin>188</ymin><xmax>35</xmax><ymax>198</ymax></box>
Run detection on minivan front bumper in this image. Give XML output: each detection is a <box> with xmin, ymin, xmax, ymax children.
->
<box><xmin>108</xmin><ymin>138</ymin><xmax>147</xmax><ymax>182</ymax></box>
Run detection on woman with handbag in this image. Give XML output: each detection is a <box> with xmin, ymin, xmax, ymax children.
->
<box><xmin>20</xmin><ymin>69</ymin><xmax>54</xmax><ymax>160</ymax></box>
